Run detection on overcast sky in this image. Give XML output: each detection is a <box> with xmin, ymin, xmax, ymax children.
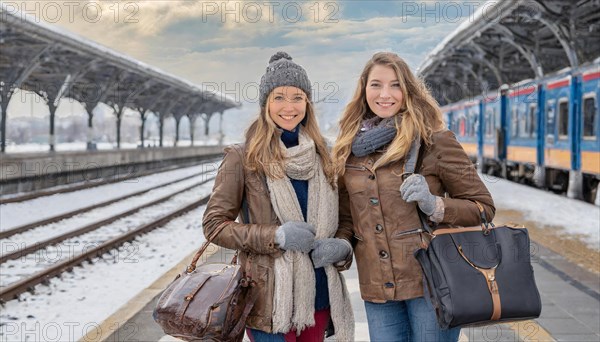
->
<box><xmin>6</xmin><ymin>0</ymin><xmax>485</xmax><ymax>137</ymax></box>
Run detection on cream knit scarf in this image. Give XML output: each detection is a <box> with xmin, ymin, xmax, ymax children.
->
<box><xmin>266</xmin><ymin>131</ymin><xmax>354</xmax><ymax>340</ymax></box>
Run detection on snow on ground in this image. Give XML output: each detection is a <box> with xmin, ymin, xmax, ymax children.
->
<box><xmin>0</xmin><ymin>205</ymin><xmax>211</xmax><ymax>342</ymax></box>
<box><xmin>0</xmin><ymin>182</ymin><xmax>215</xmax><ymax>287</ymax></box>
<box><xmin>0</xmin><ymin>162</ymin><xmax>221</xmax><ymax>231</ymax></box>
<box><xmin>481</xmin><ymin>174</ymin><xmax>600</xmax><ymax>250</ymax></box>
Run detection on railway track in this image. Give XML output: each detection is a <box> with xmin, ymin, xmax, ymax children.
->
<box><xmin>0</xmin><ymin>177</ymin><xmax>214</xmax><ymax>263</ymax></box>
<box><xmin>0</xmin><ymin>166</ymin><xmax>219</xmax><ymax>303</ymax></box>
<box><xmin>0</xmin><ymin>167</ymin><xmax>216</xmax><ymax>239</ymax></box>
<box><xmin>0</xmin><ymin>194</ymin><xmax>211</xmax><ymax>303</ymax></box>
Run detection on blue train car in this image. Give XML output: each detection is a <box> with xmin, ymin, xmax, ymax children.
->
<box><xmin>441</xmin><ymin>61</ymin><xmax>600</xmax><ymax>203</ymax></box>
<box><xmin>442</xmin><ymin>99</ymin><xmax>480</xmax><ymax>159</ymax></box>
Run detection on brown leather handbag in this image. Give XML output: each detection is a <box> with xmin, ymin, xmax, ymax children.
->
<box><xmin>153</xmin><ymin>221</ymin><xmax>257</xmax><ymax>341</ymax></box>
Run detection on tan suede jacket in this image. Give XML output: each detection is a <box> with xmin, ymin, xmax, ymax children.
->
<box><xmin>202</xmin><ymin>144</ymin><xmax>350</xmax><ymax>333</ymax></box>
<box><xmin>335</xmin><ymin>130</ymin><xmax>495</xmax><ymax>303</ymax></box>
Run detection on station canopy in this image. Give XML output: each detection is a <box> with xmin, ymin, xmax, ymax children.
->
<box><xmin>0</xmin><ymin>4</ymin><xmax>240</xmax><ymax>150</ymax></box>
<box><xmin>418</xmin><ymin>0</ymin><xmax>600</xmax><ymax>106</ymax></box>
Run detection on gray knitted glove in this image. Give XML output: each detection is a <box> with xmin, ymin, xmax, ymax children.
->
<box><xmin>275</xmin><ymin>221</ymin><xmax>315</xmax><ymax>253</ymax></box>
<box><xmin>399</xmin><ymin>174</ymin><xmax>437</xmax><ymax>216</ymax></box>
<box><xmin>311</xmin><ymin>238</ymin><xmax>352</xmax><ymax>268</ymax></box>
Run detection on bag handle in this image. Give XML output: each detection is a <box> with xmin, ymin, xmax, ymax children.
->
<box><xmin>403</xmin><ymin>137</ymin><xmax>493</xmax><ymax>236</ymax></box>
<box><xmin>401</xmin><ymin>137</ymin><xmax>435</xmax><ymax>234</ymax></box>
<box><xmin>187</xmin><ymin>188</ymin><xmax>253</xmax><ymax>273</ymax></box>
<box><xmin>186</xmin><ymin>220</ymin><xmax>234</xmax><ymax>273</ymax></box>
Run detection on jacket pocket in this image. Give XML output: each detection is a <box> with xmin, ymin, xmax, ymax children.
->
<box><xmin>344</xmin><ymin>164</ymin><xmax>369</xmax><ymax>195</ymax></box>
<box><xmin>352</xmin><ymin>233</ymin><xmax>371</xmax><ymax>285</ymax></box>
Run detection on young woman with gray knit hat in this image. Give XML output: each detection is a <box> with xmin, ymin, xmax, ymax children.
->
<box><xmin>331</xmin><ymin>52</ymin><xmax>495</xmax><ymax>341</ymax></box>
<box><xmin>202</xmin><ymin>52</ymin><xmax>354</xmax><ymax>342</ymax></box>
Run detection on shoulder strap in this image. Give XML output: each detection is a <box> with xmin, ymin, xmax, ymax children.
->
<box><xmin>402</xmin><ymin>137</ymin><xmax>434</xmax><ymax>234</ymax></box>
<box><xmin>401</xmin><ymin>137</ymin><xmax>422</xmax><ymax>179</ymax></box>
<box><xmin>188</xmin><ymin>144</ymin><xmax>251</xmax><ymax>272</ymax></box>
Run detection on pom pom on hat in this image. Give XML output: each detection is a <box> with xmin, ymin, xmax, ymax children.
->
<box><xmin>269</xmin><ymin>51</ymin><xmax>292</xmax><ymax>63</ymax></box>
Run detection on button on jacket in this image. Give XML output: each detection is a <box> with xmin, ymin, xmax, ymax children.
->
<box><xmin>335</xmin><ymin>130</ymin><xmax>495</xmax><ymax>303</ymax></box>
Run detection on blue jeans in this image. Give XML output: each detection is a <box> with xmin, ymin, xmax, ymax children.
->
<box><xmin>364</xmin><ymin>297</ymin><xmax>460</xmax><ymax>342</ymax></box>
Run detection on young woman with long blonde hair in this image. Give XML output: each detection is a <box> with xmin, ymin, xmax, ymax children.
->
<box><xmin>203</xmin><ymin>52</ymin><xmax>354</xmax><ymax>342</ymax></box>
<box><xmin>332</xmin><ymin>52</ymin><xmax>495</xmax><ymax>341</ymax></box>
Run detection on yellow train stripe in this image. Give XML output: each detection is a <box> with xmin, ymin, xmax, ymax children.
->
<box><xmin>545</xmin><ymin>149</ymin><xmax>571</xmax><ymax>170</ymax></box>
<box><xmin>507</xmin><ymin>146</ymin><xmax>537</xmax><ymax>164</ymax></box>
<box><xmin>483</xmin><ymin>145</ymin><xmax>495</xmax><ymax>158</ymax></box>
<box><xmin>581</xmin><ymin>151</ymin><xmax>600</xmax><ymax>175</ymax></box>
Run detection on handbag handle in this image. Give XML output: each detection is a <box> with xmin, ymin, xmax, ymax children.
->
<box><xmin>403</xmin><ymin>138</ymin><xmax>493</xmax><ymax>235</ymax></box>
<box><xmin>187</xmin><ymin>192</ymin><xmax>251</xmax><ymax>273</ymax></box>
<box><xmin>186</xmin><ymin>220</ymin><xmax>235</xmax><ymax>273</ymax></box>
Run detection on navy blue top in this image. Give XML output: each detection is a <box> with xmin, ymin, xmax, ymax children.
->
<box><xmin>280</xmin><ymin>125</ymin><xmax>330</xmax><ymax>311</ymax></box>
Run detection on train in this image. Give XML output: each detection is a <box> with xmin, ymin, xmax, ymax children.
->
<box><xmin>441</xmin><ymin>60</ymin><xmax>600</xmax><ymax>204</ymax></box>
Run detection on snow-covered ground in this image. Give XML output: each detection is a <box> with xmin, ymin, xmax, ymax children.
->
<box><xmin>0</xmin><ymin>163</ymin><xmax>221</xmax><ymax>231</ymax></box>
<box><xmin>0</xmin><ymin>207</ymin><xmax>210</xmax><ymax>342</ymax></box>
<box><xmin>0</xmin><ymin>170</ymin><xmax>598</xmax><ymax>341</ymax></box>
<box><xmin>0</xmin><ymin>162</ymin><xmax>220</xmax><ymax>341</ymax></box>
<box><xmin>482</xmin><ymin>175</ymin><xmax>600</xmax><ymax>251</ymax></box>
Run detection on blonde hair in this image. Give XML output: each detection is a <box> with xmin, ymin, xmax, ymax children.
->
<box><xmin>245</xmin><ymin>92</ymin><xmax>336</xmax><ymax>186</ymax></box>
<box><xmin>332</xmin><ymin>52</ymin><xmax>446</xmax><ymax>175</ymax></box>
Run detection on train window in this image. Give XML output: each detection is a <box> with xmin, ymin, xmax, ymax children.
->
<box><xmin>546</xmin><ymin>101</ymin><xmax>555</xmax><ymax>128</ymax></box>
<box><xmin>511</xmin><ymin>106</ymin><xmax>519</xmax><ymax>137</ymax></box>
<box><xmin>558</xmin><ymin>99</ymin><xmax>569</xmax><ymax>139</ymax></box>
<box><xmin>583</xmin><ymin>96</ymin><xmax>597</xmax><ymax>139</ymax></box>
<box><xmin>519</xmin><ymin>105</ymin><xmax>528</xmax><ymax>138</ymax></box>
<box><xmin>470</xmin><ymin>115</ymin><xmax>478</xmax><ymax>137</ymax></box>
<box><xmin>528</xmin><ymin>104</ymin><xmax>537</xmax><ymax>138</ymax></box>
<box><xmin>459</xmin><ymin>117</ymin><xmax>466</xmax><ymax>136</ymax></box>
<box><xmin>485</xmin><ymin>109</ymin><xmax>494</xmax><ymax>137</ymax></box>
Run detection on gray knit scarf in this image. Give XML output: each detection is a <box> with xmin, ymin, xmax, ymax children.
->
<box><xmin>351</xmin><ymin>115</ymin><xmax>398</xmax><ymax>157</ymax></box>
<box><xmin>266</xmin><ymin>131</ymin><xmax>354</xmax><ymax>340</ymax></box>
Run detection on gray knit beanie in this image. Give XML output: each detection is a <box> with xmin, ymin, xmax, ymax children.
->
<box><xmin>259</xmin><ymin>51</ymin><xmax>312</xmax><ymax>107</ymax></box>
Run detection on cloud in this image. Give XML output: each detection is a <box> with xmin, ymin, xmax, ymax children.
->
<box><xmin>7</xmin><ymin>0</ymin><xmax>476</xmax><ymax>134</ymax></box>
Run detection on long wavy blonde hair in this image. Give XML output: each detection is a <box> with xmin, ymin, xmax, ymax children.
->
<box><xmin>332</xmin><ymin>52</ymin><xmax>446</xmax><ymax>175</ymax></box>
<box><xmin>245</xmin><ymin>92</ymin><xmax>336</xmax><ymax>187</ymax></box>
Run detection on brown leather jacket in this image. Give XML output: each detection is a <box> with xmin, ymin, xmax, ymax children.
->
<box><xmin>335</xmin><ymin>130</ymin><xmax>495</xmax><ymax>303</ymax></box>
<box><xmin>202</xmin><ymin>144</ymin><xmax>351</xmax><ymax>333</ymax></box>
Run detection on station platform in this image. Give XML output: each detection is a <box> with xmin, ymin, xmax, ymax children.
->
<box><xmin>0</xmin><ymin>146</ymin><xmax>223</xmax><ymax>195</ymax></box>
<box><xmin>84</xmin><ymin>213</ymin><xmax>600</xmax><ymax>342</ymax></box>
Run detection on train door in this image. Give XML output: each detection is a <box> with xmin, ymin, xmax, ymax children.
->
<box><xmin>580</xmin><ymin>68</ymin><xmax>600</xmax><ymax>203</ymax></box>
<box><xmin>544</xmin><ymin>76</ymin><xmax>572</xmax><ymax>173</ymax></box>
<box><xmin>483</xmin><ymin>99</ymin><xmax>500</xmax><ymax>159</ymax></box>
<box><xmin>478</xmin><ymin>101</ymin><xmax>485</xmax><ymax>169</ymax></box>
<box><xmin>543</xmin><ymin>76</ymin><xmax>573</xmax><ymax>194</ymax></box>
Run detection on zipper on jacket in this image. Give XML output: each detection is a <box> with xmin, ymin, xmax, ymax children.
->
<box><xmin>393</xmin><ymin>228</ymin><xmax>424</xmax><ymax>238</ymax></box>
<box><xmin>345</xmin><ymin>164</ymin><xmax>367</xmax><ymax>171</ymax></box>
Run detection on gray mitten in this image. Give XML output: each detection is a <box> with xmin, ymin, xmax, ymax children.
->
<box><xmin>399</xmin><ymin>174</ymin><xmax>437</xmax><ymax>216</ymax></box>
<box><xmin>275</xmin><ymin>221</ymin><xmax>315</xmax><ymax>253</ymax></box>
<box><xmin>311</xmin><ymin>238</ymin><xmax>352</xmax><ymax>268</ymax></box>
